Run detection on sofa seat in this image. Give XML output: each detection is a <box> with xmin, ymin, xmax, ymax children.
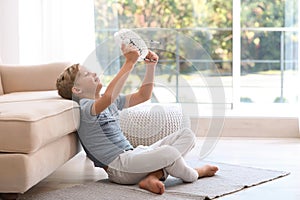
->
<box><xmin>0</xmin><ymin>91</ymin><xmax>80</xmax><ymax>153</ymax></box>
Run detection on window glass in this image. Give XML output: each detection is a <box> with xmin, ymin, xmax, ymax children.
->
<box><xmin>94</xmin><ymin>0</ymin><xmax>233</xmax><ymax>106</ymax></box>
<box><xmin>241</xmin><ymin>0</ymin><xmax>299</xmax><ymax>104</ymax></box>
<box><xmin>94</xmin><ymin>0</ymin><xmax>299</xmax><ymax>106</ymax></box>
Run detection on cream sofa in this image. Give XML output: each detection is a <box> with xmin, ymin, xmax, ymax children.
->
<box><xmin>0</xmin><ymin>62</ymin><xmax>80</xmax><ymax>199</ymax></box>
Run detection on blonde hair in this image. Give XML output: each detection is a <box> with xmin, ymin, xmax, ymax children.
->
<box><xmin>56</xmin><ymin>63</ymin><xmax>80</xmax><ymax>100</ymax></box>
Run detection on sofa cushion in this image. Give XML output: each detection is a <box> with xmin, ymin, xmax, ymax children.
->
<box><xmin>0</xmin><ymin>91</ymin><xmax>80</xmax><ymax>153</ymax></box>
<box><xmin>0</xmin><ymin>62</ymin><xmax>70</xmax><ymax>94</ymax></box>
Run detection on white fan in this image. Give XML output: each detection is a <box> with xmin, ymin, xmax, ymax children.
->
<box><xmin>114</xmin><ymin>29</ymin><xmax>149</xmax><ymax>62</ymax></box>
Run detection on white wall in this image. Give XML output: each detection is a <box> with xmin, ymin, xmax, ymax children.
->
<box><xmin>0</xmin><ymin>0</ymin><xmax>96</xmax><ymax>65</ymax></box>
<box><xmin>0</xmin><ymin>0</ymin><xmax>20</xmax><ymax>64</ymax></box>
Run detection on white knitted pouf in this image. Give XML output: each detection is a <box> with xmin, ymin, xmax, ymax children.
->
<box><xmin>120</xmin><ymin>103</ymin><xmax>191</xmax><ymax>147</ymax></box>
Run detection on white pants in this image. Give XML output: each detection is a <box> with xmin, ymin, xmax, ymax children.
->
<box><xmin>107</xmin><ymin>128</ymin><xmax>198</xmax><ymax>185</ymax></box>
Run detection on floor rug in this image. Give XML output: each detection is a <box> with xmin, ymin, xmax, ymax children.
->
<box><xmin>19</xmin><ymin>161</ymin><xmax>289</xmax><ymax>200</ymax></box>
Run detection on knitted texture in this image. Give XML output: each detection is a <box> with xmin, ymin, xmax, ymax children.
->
<box><xmin>120</xmin><ymin>104</ymin><xmax>191</xmax><ymax>147</ymax></box>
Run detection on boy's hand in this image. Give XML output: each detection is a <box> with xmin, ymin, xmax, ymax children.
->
<box><xmin>121</xmin><ymin>44</ymin><xmax>140</xmax><ymax>64</ymax></box>
<box><xmin>144</xmin><ymin>50</ymin><xmax>159</xmax><ymax>64</ymax></box>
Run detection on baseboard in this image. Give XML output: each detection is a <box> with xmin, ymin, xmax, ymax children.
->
<box><xmin>190</xmin><ymin>116</ymin><xmax>300</xmax><ymax>138</ymax></box>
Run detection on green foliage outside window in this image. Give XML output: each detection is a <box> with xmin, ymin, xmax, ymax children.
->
<box><xmin>241</xmin><ymin>0</ymin><xmax>298</xmax><ymax>73</ymax></box>
<box><xmin>94</xmin><ymin>0</ymin><xmax>297</xmax><ymax>74</ymax></box>
<box><xmin>94</xmin><ymin>0</ymin><xmax>233</xmax><ymax>75</ymax></box>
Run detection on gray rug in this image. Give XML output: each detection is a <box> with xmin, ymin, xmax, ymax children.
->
<box><xmin>20</xmin><ymin>161</ymin><xmax>289</xmax><ymax>200</ymax></box>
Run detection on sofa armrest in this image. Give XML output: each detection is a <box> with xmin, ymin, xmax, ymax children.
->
<box><xmin>0</xmin><ymin>62</ymin><xmax>71</xmax><ymax>94</ymax></box>
<box><xmin>0</xmin><ymin>75</ymin><xmax>3</xmax><ymax>95</ymax></box>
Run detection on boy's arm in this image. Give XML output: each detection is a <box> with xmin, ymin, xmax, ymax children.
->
<box><xmin>92</xmin><ymin>45</ymin><xmax>139</xmax><ymax>115</ymax></box>
<box><xmin>124</xmin><ymin>50</ymin><xmax>158</xmax><ymax>108</ymax></box>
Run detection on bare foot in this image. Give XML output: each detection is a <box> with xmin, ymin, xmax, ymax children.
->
<box><xmin>139</xmin><ymin>174</ymin><xmax>165</xmax><ymax>194</ymax></box>
<box><xmin>195</xmin><ymin>165</ymin><xmax>219</xmax><ymax>178</ymax></box>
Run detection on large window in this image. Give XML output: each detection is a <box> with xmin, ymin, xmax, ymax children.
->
<box><xmin>93</xmin><ymin>0</ymin><xmax>299</xmax><ymax>111</ymax></box>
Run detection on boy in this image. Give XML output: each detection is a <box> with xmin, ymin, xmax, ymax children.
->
<box><xmin>56</xmin><ymin>44</ymin><xmax>218</xmax><ymax>194</ymax></box>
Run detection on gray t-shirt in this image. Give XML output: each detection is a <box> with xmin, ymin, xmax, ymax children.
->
<box><xmin>78</xmin><ymin>95</ymin><xmax>133</xmax><ymax>168</ymax></box>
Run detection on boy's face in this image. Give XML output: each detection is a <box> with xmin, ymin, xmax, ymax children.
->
<box><xmin>73</xmin><ymin>66</ymin><xmax>102</xmax><ymax>98</ymax></box>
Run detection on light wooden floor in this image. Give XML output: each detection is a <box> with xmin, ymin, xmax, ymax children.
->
<box><xmin>20</xmin><ymin>137</ymin><xmax>300</xmax><ymax>200</ymax></box>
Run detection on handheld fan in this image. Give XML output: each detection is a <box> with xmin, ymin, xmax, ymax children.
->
<box><xmin>114</xmin><ymin>29</ymin><xmax>149</xmax><ymax>62</ymax></box>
